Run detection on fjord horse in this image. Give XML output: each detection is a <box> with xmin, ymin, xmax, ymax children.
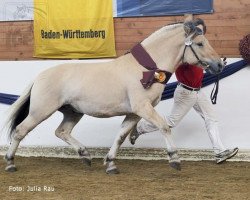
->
<box><xmin>4</xmin><ymin>16</ymin><xmax>224</xmax><ymax>174</ymax></box>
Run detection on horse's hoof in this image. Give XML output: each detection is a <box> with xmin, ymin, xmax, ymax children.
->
<box><xmin>169</xmin><ymin>162</ymin><xmax>181</xmax><ymax>171</ymax></box>
<box><xmin>82</xmin><ymin>158</ymin><xmax>91</xmax><ymax>167</ymax></box>
<box><xmin>129</xmin><ymin>129</ymin><xmax>140</xmax><ymax>145</ymax></box>
<box><xmin>5</xmin><ymin>165</ymin><xmax>17</xmax><ymax>172</ymax></box>
<box><xmin>106</xmin><ymin>168</ymin><xmax>120</xmax><ymax>175</ymax></box>
<box><xmin>129</xmin><ymin>135</ymin><xmax>136</xmax><ymax>145</ymax></box>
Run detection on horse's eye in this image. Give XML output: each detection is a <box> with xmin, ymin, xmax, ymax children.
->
<box><xmin>197</xmin><ymin>42</ymin><xmax>204</xmax><ymax>47</ymax></box>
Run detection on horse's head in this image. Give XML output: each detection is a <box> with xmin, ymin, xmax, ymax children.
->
<box><xmin>181</xmin><ymin>17</ymin><xmax>224</xmax><ymax>74</ymax></box>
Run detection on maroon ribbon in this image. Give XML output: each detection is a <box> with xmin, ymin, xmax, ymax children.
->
<box><xmin>131</xmin><ymin>43</ymin><xmax>172</xmax><ymax>89</ymax></box>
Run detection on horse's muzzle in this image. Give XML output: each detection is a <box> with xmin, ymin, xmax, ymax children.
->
<box><xmin>205</xmin><ymin>61</ymin><xmax>224</xmax><ymax>75</ymax></box>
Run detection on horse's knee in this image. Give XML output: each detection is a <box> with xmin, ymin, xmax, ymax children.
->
<box><xmin>159</xmin><ymin>123</ymin><xmax>171</xmax><ymax>133</ymax></box>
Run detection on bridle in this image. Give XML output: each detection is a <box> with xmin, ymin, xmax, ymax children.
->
<box><xmin>180</xmin><ymin>28</ymin><xmax>223</xmax><ymax>105</ymax></box>
<box><xmin>181</xmin><ymin>27</ymin><xmax>209</xmax><ymax>69</ymax></box>
<box><xmin>181</xmin><ymin>18</ymin><xmax>212</xmax><ymax>69</ymax></box>
<box><xmin>181</xmin><ymin>40</ymin><xmax>209</xmax><ymax>68</ymax></box>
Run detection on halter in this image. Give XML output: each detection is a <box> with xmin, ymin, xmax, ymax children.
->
<box><xmin>181</xmin><ymin>35</ymin><xmax>221</xmax><ymax>105</ymax></box>
<box><xmin>181</xmin><ymin>37</ymin><xmax>209</xmax><ymax>68</ymax></box>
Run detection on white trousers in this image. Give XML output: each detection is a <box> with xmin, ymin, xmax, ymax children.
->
<box><xmin>137</xmin><ymin>85</ymin><xmax>226</xmax><ymax>154</ymax></box>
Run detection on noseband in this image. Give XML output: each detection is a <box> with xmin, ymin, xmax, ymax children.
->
<box><xmin>181</xmin><ymin>39</ymin><xmax>209</xmax><ymax>68</ymax></box>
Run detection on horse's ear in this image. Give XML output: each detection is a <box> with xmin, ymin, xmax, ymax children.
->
<box><xmin>194</xmin><ymin>18</ymin><xmax>207</xmax><ymax>34</ymax></box>
<box><xmin>183</xmin><ymin>14</ymin><xmax>195</xmax><ymax>36</ymax></box>
<box><xmin>184</xmin><ymin>21</ymin><xmax>196</xmax><ymax>36</ymax></box>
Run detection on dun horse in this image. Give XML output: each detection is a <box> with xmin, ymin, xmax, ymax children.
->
<box><xmin>4</xmin><ymin>16</ymin><xmax>224</xmax><ymax>174</ymax></box>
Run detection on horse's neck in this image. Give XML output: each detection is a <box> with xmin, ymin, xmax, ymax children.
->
<box><xmin>141</xmin><ymin>28</ymin><xmax>184</xmax><ymax>73</ymax></box>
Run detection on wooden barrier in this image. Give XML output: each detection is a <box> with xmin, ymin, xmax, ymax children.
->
<box><xmin>0</xmin><ymin>0</ymin><xmax>249</xmax><ymax>60</ymax></box>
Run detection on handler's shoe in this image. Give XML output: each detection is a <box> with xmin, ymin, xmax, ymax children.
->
<box><xmin>215</xmin><ymin>147</ymin><xmax>239</xmax><ymax>164</ymax></box>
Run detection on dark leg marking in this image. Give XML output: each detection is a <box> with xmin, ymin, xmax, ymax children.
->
<box><xmin>4</xmin><ymin>154</ymin><xmax>17</xmax><ymax>172</ymax></box>
<box><xmin>129</xmin><ymin>126</ymin><xmax>140</xmax><ymax>145</ymax></box>
<box><xmin>167</xmin><ymin>150</ymin><xmax>178</xmax><ymax>157</ymax></box>
<box><xmin>104</xmin><ymin>156</ymin><xmax>119</xmax><ymax>174</ymax></box>
<box><xmin>105</xmin><ymin>156</ymin><xmax>114</xmax><ymax>162</ymax></box>
<box><xmin>106</xmin><ymin>168</ymin><xmax>120</xmax><ymax>175</ymax></box>
<box><xmin>118</xmin><ymin>134</ymin><xmax>127</xmax><ymax>146</ymax></box>
<box><xmin>78</xmin><ymin>148</ymin><xmax>91</xmax><ymax>167</ymax></box>
<box><xmin>4</xmin><ymin>155</ymin><xmax>14</xmax><ymax>161</ymax></box>
<box><xmin>168</xmin><ymin>150</ymin><xmax>181</xmax><ymax>171</ymax></box>
<box><xmin>169</xmin><ymin>162</ymin><xmax>181</xmax><ymax>171</ymax></box>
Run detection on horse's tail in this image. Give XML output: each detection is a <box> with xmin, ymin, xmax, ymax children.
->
<box><xmin>5</xmin><ymin>83</ymin><xmax>33</xmax><ymax>140</ymax></box>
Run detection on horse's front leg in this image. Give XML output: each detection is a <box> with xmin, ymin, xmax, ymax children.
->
<box><xmin>104</xmin><ymin>114</ymin><xmax>141</xmax><ymax>174</ymax></box>
<box><xmin>134</xmin><ymin>101</ymin><xmax>181</xmax><ymax>171</ymax></box>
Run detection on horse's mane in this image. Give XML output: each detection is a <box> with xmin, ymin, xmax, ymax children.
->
<box><xmin>143</xmin><ymin>22</ymin><xmax>183</xmax><ymax>44</ymax></box>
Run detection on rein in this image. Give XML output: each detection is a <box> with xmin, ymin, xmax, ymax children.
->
<box><xmin>210</xmin><ymin>75</ymin><xmax>219</xmax><ymax>104</ymax></box>
<box><xmin>209</xmin><ymin>57</ymin><xmax>226</xmax><ymax>104</ymax></box>
<box><xmin>131</xmin><ymin>43</ymin><xmax>172</xmax><ymax>89</ymax></box>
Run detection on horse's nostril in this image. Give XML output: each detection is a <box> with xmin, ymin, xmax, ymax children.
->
<box><xmin>219</xmin><ymin>64</ymin><xmax>225</xmax><ymax>73</ymax></box>
<box><xmin>218</xmin><ymin>63</ymin><xmax>224</xmax><ymax>71</ymax></box>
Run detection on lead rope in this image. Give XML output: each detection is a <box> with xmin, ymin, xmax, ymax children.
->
<box><xmin>210</xmin><ymin>74</ymin><xmax>219</xmax><ymax>104</ymax></box>
<box><xmin>210</xmin><ymin>57</ymin><xmax>226</xmax><ymax>104</ymax></box>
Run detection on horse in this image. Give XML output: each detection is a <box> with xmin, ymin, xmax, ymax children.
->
<box><xmin>4</xmin><ymin>16</ymin><xmax>224</xmax><ymax>174</ymax></box>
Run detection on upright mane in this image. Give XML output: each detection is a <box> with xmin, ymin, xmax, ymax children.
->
<box><xmin>143</xmin><ymin>22</ymin><xmax>183</xmax><ymax>45</ymax></box>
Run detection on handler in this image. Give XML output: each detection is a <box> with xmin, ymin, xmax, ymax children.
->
<box><xmin>130</xmin><ymin>63</ymin><xmax>238</xmax><ymax>164</ymax></box>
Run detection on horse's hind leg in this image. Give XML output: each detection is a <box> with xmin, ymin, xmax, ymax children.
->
<box><xmin>56</xmin><ymin>107</ymin><xmax>91</xmax><ymax>166</ymax></box>
<box><xmin>5</xmin><ymin>93</ymin><xmax>62</xmax><ymax>172</ymax></box>
<box><xmin>5</xmin><ymin>115</ymin><xmax>35</xmax><ymax>172</ymax></box>
<box><xmin>104</xmin><ymin>114</ymin><xmax>141</xmax><ymax>174</ymax></box>
<box><xmin>5</xmin><ymin>111</ymin><xmax>56</xmax><ymax>172</ymax></box>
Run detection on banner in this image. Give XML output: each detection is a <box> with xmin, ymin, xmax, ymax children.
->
<box><xmin>0</xmin><ymin>1</ymin><xmax>213</xmax><ymax>21</ymax></box>
<box><xmin>116</xmin><ymin>0</ymin><xmax>213</xmax><ymax>17</ymax></box>
<box><xmin>33</xmin><ymin>0</ymin><xmax>116</xmax><ymax>58</ymax></box>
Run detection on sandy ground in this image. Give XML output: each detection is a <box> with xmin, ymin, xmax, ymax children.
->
<box><xmin>0</xmin><ymin>157</ymin><xmax>249</xmax><ymax>200</ymax></box>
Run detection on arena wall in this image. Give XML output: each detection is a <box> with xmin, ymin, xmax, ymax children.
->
<box><xmin>0</xmin><ymin>59</ymin><xmax>249</xmax><ymax>161</ymax></box>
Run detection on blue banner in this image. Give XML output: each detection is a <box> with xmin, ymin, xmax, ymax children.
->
<box><xmin>116</xmin><ymin>0</ymin><xmax>213</xmax><ymax>17</ymax></box>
